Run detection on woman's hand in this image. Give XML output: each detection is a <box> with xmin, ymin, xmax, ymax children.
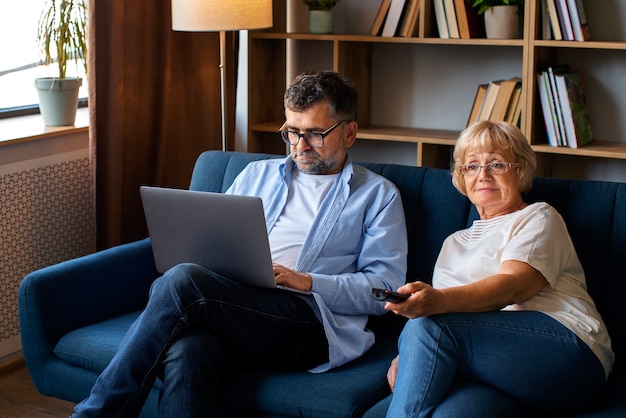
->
<box><xmin>387</xmin><ymin>355</ymin><xmax>399</xmax><ymax>391</ymax></box>
<box><xmin>384</xmin><ymin>281</ymin><xmax>444</xmax><ymax>319</ymax></box>
<box><xmin>273</xmin><ymin>263</ymin><xmax>313</xmax><ymax>291</ymax></box>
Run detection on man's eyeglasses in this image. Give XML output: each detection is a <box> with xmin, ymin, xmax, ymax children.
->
<box><xmin>458</xmin><ymin>162</ymin><xmax>520</xmax><ymax>176</ymax></box>
<box><xmin>279</xmin><ymin>120</ymin><xmax>348</xmax><ymax>148</ymax></box>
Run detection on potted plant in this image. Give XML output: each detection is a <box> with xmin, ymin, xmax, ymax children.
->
<box><xmin>301</xmin><ymin>0</ymin><xmax>339</xmax><ymax>34</ymax></box>
<box><xmin>36</xmin><ymin>0</ymin><xmax>88</xmax><ymax>126</ymax></box>
<box><xmin>471</xmin><ymin>0</ymin><xmax>523</xmax><ymax>39</ymax></box>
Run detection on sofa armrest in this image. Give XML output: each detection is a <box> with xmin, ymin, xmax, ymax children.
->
<box><xmin>18</xmin><ymin>238</ymin><xmax>160</xmax><ymax>375</ymax></box>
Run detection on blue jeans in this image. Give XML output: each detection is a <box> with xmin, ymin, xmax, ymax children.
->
<box><xmin>387</xmin><ymin>311</ymin><xmax>605</xmax><ymax>418</ymax></box>
<box><xmin>72</xmin><ymin>263</ymin><xmax>328</xmax><ymax>417</ymax></box>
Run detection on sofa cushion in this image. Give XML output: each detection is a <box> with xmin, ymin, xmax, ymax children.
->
<box><xmin>218</xmin><ymin>334</ymin><xmax>397</xmax><ymax>417</ymax></box>
<box><xmin>54</xmin><ymin>309</ymin><xmax>398</xmax><ymax>417</ymax></box>
<box><xmin>54</xmin><ymin>311</ymin><xmax>141</xmax><ymax>373</ymax></box>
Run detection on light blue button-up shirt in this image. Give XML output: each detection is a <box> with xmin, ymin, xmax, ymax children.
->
<box><xmin>226</xmin><ymin>155</ymin><xmax>407</xmax><ymax>372</ymax></box>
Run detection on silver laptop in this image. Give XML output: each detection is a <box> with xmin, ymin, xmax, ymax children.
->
<box><xmin>140</xmin><ymin>186</ymin><xmax>309</xmax><ymax>294</ymax></box>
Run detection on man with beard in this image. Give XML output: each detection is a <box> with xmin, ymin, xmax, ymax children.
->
<box><xmin>71</xmin><ymin>71</ymin><xmax>408</xmax><ymax>417</ymax></box>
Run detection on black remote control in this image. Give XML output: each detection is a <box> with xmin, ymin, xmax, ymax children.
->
<box><xmin>370</xmin><ymin>288</ymin><xmax>409</xmax><ymax>303</ymax></box>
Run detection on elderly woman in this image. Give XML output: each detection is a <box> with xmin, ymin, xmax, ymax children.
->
<box><xmin>383</xmin><ymin>121</ymin><xmax>614</xmax><ymax>417</ymax></box>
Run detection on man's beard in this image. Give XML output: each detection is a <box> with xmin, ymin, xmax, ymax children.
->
<box><xmin>293</xmin><ymin>151</ymin><xmax>338</xmax><ymax>175</ymax></box>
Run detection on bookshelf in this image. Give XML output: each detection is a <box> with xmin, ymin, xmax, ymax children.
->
<box><xmin>246</xmin><ymin>0</ymin><xmax>626</xmax><ymax>174</ymax></box>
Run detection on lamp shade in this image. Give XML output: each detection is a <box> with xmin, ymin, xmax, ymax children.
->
<box><xmin>172</xmin><ymin>0</ymin><xmax>273</xmax><ymax>32</ymax></box>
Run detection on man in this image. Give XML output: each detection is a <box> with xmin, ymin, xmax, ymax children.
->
<box><xmin>72</xmin><ymin>71</ymin><xmax>407</xmax><ymax>417</ymax></box>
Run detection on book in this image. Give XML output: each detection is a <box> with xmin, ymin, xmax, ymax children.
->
<box><xmin>443</xmin><ymin>0</ymin><xmax>460</xmax><ymax>38</ymax></box>
<box><xmin>537</xmin><ymin>72</ymin><xmax>560</xmax><ymax>147</ymax></box>
<box><xmin>554</xmin><ymin>70</ymin><xmax>592</xmax><ymax>148</ymax></box>
<box><xmin>371</xmin><ymin>0</ymin><xmax>393</xmax><ymax>36</ymax></box>
<box><xmin>541</xmin><ymin>0</ymin><xmax>552</xmax><ymax>39</ymax></box>
<box><xmin>399</xmin><ymin>0</ymin><xmax>420</xmax><ymax>37</ymax></box>
<box><xmin>555</xmin><ymin>0</ymin><xmax>574</xmax><ymax>41</ymax></box>
<box><xmin>433</xmin><ymin>0</ymin><xmax>449</xmax><ymax>38</ymax></box>
<box><xmin>477</xmin><ymin>80</ymin><xmax>503</xmax><ymax>121</ymax></box>
<box><xmin>382</xmin><ymin>0</ymin><xmax>408</xmax><ymax>37</ymax></box>
<box><xmin>547</xmin><ymin>64</ymin><xmax>571</xmax><ymax>146</ymax></box>
<box><xmin>467</xmin><ymin>83</ymin><xmax>488</xmax><ymax>127</ymax></box>
<box><xmin>454</xmin><ymin>0</ymin><xmax>485</xmax><ymax>39</ymax></box>
<box><xmin>566</xmin><ymin>0</ymin><xmax>590</xmax><ymax>41</ymax></box>
<box><xmin>511</xmin><ymin>88</ymin><xmax>524</xmax><ymax>127</ymax></box>
<box><xmin>545</xmin><ymin>0</ymin><xmax>562</xmax><ymax>40</ymax></box>
<box><xmin>489</xmin><ymin>77</ymin><xmax>522</xmax><ymax>122</ymax></box>
<box><xmin>505</xmin><ymin>82</ymin><xmax>523</xmax><ymax>125</ymax></box>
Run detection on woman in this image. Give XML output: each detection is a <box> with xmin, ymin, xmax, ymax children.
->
<box><xmin>384</xmin><ymin>121</ymin><xmax>614</xmax><ymax>417</ymax></box>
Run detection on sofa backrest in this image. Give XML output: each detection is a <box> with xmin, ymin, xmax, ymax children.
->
<box><xmin>190</xmin><ymin>151</ymin><xmax>626</xmax><ymax>371</ymax></box>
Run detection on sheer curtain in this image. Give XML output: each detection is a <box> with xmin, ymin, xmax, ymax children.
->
<box><xmin>88</xmin><ymin>0</ymin><xmax>236</xmax><ymax>249</ymax></box>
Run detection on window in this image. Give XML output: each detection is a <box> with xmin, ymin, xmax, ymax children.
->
<box><xmin>0</xmin><ymin>1</ymin><xmax>88</xmax><ymax>118</ymax></box>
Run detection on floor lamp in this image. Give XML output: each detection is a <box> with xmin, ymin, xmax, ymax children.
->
<box><xmin>171</xmin><ymin>0</ymin><xmax>273</xmax><ymax>151</ymax></box>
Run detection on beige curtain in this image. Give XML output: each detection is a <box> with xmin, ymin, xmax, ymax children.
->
<box><xmin>88</xmin><ymin>0</ymin><xmax>237</xmax><ymax>250</ymax></box>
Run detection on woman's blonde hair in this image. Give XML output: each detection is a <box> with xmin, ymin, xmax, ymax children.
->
<box><xmin>451</xmin><ymin>121</ymin><xmax>537</xmax><ymax>196</ymax></box>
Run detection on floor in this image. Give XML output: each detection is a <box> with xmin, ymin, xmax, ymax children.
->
<box><xmin>0</xmin><ymin>362</ymin><xmax>75</xmax><ymax>417</ymax></box>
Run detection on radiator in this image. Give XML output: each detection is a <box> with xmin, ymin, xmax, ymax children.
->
<box><xmin>0</xmin><ymin>147</ymin><xmax>94</xmax><ymax>359</ymax></box>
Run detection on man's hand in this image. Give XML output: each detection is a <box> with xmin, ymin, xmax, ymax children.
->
<box><xmin>273</xmin><ymin>263</ymin><xmax>313</xmax><ymax>292</ymax></box>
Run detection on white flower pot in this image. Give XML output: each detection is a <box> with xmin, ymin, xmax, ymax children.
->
<box><xmin>309</xmin><ymin>10</ymin><xmax>334</xmax><ymax>34</ymax></box>
<box><xmin>35</xmin><ymin>77</ymin><xmax>83</xmax><ymax>126</ymax></box>
<box><xmin>484</xmin><ymin>5</ymin><xmax>520</xmax><ymax>39</ymax></box>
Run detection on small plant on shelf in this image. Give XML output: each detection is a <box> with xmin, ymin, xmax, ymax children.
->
<box><xmin>471</xmin><ymin>0</ymin><xmax>523</xmax><ymax>15</ymax></box>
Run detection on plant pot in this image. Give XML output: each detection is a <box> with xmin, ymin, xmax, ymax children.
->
<box><xmin>309</xmin><ymin>10</ymin><xmax>334</xmax><ymax>34</ymax></box>
<box><xmin>484</xmin><ymin>5</ymin><xmax>520</xmax><ymax>39</ymax></box>
<box><xmin>35</xmin><ymin>77</ymin><xmax>83</xmax><ymax>126</ymax></box>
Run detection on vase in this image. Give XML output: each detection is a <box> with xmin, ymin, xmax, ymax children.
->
<box><xmin>309</xmin><ymin>10</ymin><xmax>334</xmax><ymax>34</ymax></box>
<box><xmin>35</xmin><ymin>77</ymin><xmax>83</xmax><ymax>126</ymax></box>
<box><xmin>484</xmin><ymin>5</ymin><xmax>521</xmax><ymax>39</ymax></box>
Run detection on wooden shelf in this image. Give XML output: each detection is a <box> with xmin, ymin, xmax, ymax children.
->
<box><xmin>247</xmin><ymin>0</ymin><xmax>626</xmax><ymax>171</ymax></box>
<box><xmin>533</xmin><ymin>141</ymin><xmax>626</xmax><ymax>160</ymax></box>
<box><xmin>251</xmin><ymin>31</ymin><xmax>525</xmax><ymax>47</ymax></box>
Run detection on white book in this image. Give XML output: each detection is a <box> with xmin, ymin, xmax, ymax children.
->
<box><xmin>555</xmin><ymin>0</ymin><xmax>574</xmax><ymax>40</ymax></box>
<box><xmin>433</xmin><ymin>0</ymin><xmax>449</xmax><ymax>39</ymax></box>
<box><xmin>537</xmin><ymin>72</ymin><xmax>559</xmax><ymax>147</ymax></box>
<box><xmin>554</xmin><ymin>73</ymin><xmax>578</xmax><ymax>148</ymax></box>
<box><xmin>443</xmin><ymin>0</ymin><xmax>460</xmax><ymax>38</ymax></box>
<box><xmin>382</xmin><ymin>0</ymin><xmax>408</xmax><ymax>37</ymax></box>
<box><xmin>566</xmin><ymin>0</ymin><xmax>588</xmax><ymax>41</ymax></box>
<box><xmin>547</xmin><ymin>66</ymin><xmax>568</xmax><ymax>146</ymax></box>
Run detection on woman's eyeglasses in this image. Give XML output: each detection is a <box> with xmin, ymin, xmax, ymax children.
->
<box><xmin>458</xmin><ymin>162</ymin><xmax>520</xmax><ymax>176</ymax></box>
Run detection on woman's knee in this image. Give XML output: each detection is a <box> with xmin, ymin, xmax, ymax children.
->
<box><xmin>398</xmin><ymin>316</ymin><xmax>442</xmax><ymax>348</ymax></box>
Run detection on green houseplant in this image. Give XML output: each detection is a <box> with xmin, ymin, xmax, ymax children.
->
<box><xmin>471</xmin><ymin>0</ymin><xmax>523</xmax><ymax>39</ymax></box>
<box><xmin>471</xmin><ymin>0</ymin><xmax>522</xmax><ymax>15</ymax></box>
<box><xmin>35</xmin><ymin>0</ymin><xmax>88</xmax><ymax>126</ymax></box>
<box><xmin>302</xmin><ymin>0</ymin><xmax>339</xmax><ymax>34</ymax></box>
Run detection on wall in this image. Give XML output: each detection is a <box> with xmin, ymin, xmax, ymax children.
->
<box><xmin>0</xmin><ymin>130</ymin><xmax>94</xmax><ymax>361</ymax></box>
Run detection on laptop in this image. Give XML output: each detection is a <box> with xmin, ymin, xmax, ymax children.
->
<box><xmin>140</xmin><ymin>186</ymin><xmax>309</xmax><ymax>294</ymax></box>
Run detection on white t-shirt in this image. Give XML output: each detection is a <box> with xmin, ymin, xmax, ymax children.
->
<box><xmin>434</xmin><ymin>202</ymin><xmax>614</xmax><ymax>378</ymax></box>
<box><xmin>268</xmin><ymin>170</ymin><xmax>338</xmax><ymax>269</ymax></box>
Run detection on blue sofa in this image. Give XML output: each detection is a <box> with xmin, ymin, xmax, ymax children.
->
<box><xmin>18</xmin><ymin>151</ymin><xmax>626</xmax><ymax>417</ymax></box>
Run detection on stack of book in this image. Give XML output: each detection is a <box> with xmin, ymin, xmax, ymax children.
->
<box><xmin>370</xmin><ymin>0</ymin><xmax>421</xmax><ymax>37</ymax></box>
<box><xmin>433</xmin><ymin>0</ymin><xmax>484</xmax><ymax>39</ymax></box>
<box><xmin>542</xmin><ymin>0</ymin><xmax>590</xmax><ymax>41</ymax></box>
<box><xmin>537</xmin><ymin>64</ymin><xmax>592</xmax><ymax>148</ymax></box>
<box><xmin>467</xmin><ymin>77</ymin><xmax>523</xmax><ymax>127</ymax></box>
